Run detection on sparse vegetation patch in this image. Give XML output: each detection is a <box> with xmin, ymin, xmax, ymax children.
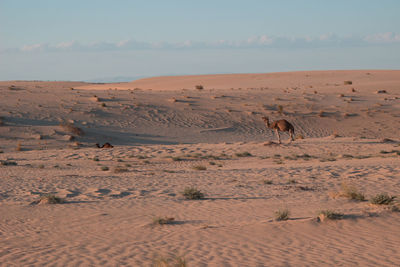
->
<box><xmin>274</xmin><ymin>208</ymin><xmax>290</xmax><ymax>221</ymax></box>
<box><xmin>182</xmin><ymin>187</ymin><xmax>204</xmax><ymax>200</ymax></box>
<box><xmin>318</xmin><ymin>210</ymin><xmax>344</xmax><ymax>222</ymax></box>
<box><xmin>0</xmin><ymin>160</ymin><xmax>17</xmax><ymax>166</ymax></box>
<box><xmin>152</xmin><ymin>254</ymin><xmax>187</xmax><ymax>267</ymax></box>
<box><xmin>235</xmin><ymin>151</ymin><xmax>252</xmax><ymax>157</ymax></box>
<box><xmin>34</xmin><ymin>194</ymin><xmax>64</xmax><ymax>205</ymax></box>
<box><xmin>192</xmin><ymin>165</ymin><xmax>207</xmax><ymax>171</ymax></box>
<box><xmin>370</xmin><ymin>193</ymin><xmax>396</xmax><ymax>205</ymax></box>
<box><xmin>59</xmin><ymin>121</ymin><xmax>84</xmax><ymax>136</ymax></box>
<box><xmin>340</xmin><ymin>183</ymin><xmax>365</xmax><ymax>201</ymax></box>
<box><xmin>153</xmin><ymin>217</ymin><xmax>175</xmax><ymax>225</ymax></box>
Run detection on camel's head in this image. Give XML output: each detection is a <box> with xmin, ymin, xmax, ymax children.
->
<box><xmin>261</xmin><ymin>116</ymin><xmax>270</xmax><ymax>127</ymax></box>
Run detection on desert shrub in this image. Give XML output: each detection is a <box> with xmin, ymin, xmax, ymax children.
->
<box><xmin>153</xmin><ymin>217</ymin><xmax>175</xmax><ymax>225</ymax></box>
<box><xmin>341</xmin><ymin>183</ymin><xmax>365</xmax><ymax>201</ymax></box>
<box><xmin>318</xmin><ymin>210</ymin><xmax>344</xmax><ymax>221</ymax></box>
<box><xmin>370</xmin><ymin>193</ymin><xmax>396</xmax><ymax>205</ymax></box>
<box><xmin>195</xmin><ymin>85</ymin><xmax>204</xmax><ymax>90</ymax></box>
<box><xmin>192</xmin><ymin>165</ymin><xmax>206</xmax><ymax>171</ymax></box>
<box><xmin>171</xmin><ymin>156</ymin><xmax>182</xmax><ymax>161</ymax></box>
<box><xmin>182</xmin><ymin>187</ymin><xmax>204</xmax><ymax>200</ymax></box>
<box><xmin>344</xmin><ymin>81</ymin><xmax>353</xmax><ymax>85</ymax></box>
<box><xmin>59</xmin><ymin>121</ymin><xmax>84</xmax><ymax>136</ymax></box>
<box><xmin>113</xmin><ymin>166</ymin><xmax>129</xmax><ymax>173</ymax></box>
<box><xmin>341</xmin><ymin>154</ymin><xmax>353</xmax><ymax>159</ymax></box>
<box><xmin>263</xmin><ymin>180</ymin><xmax>273</xmax><ymax>185</ymax></box>
<box><xmin>274</xmin><ymin>208</ymin><xmax>290</xmax><ymax>221</ymax></box>
<box><xmin>235</xmin><ymin>152</ymin><xmax>252</xmax><ymax>157</ymax></box>
<box><xmin>152</xmin><ymin>254</ymin><xmax>187</xmax><ymax>267</ymax></box>
<box><xmin>39</xmin><ymin>194</ymin><xmax>64</xmax><ymax>204</ymax></box>
<box><xmin>101</xmin><ymin>166</ymin><xmax>109</xmax><ymax>171</ymax></box>
<box><xmin>0</xmin><ymin>160</ymin><xmax>17</xmax><ymax>166</ymax></box>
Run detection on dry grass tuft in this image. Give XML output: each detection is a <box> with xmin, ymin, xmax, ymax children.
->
<box><xmin>35</xmin><ymin>194</ymin><xmax>64</xmax><ymax>205</ymax></box>
<box><xmin>152</xmin><ymin>254</ymin><xmax>187</xmax><ymax>267</ymax></box>
<box><xmin>192</xmin><ymin>165</ymin><xmax>207</xmax><ymax>171</ymax></box>
<box><xmin>0</xmin><ymin>160</ymin><xmax>17</xmax><ymax>166</ymax></box>
<box><xmin>274</xmin><ymin>208</ymin><xmax>290</xmax><ymax>221</ymax></box>
<box><xmin>195</xmin><ymin>85</ymin><xmax>204</xmax><ymax>90</ymax></box>
<box><xmin>370</xmin><ymin>193</ymin><xmax>396</xmax><ymax>205</ymax></box>
<box><xmin>318</xmin><ymin>210</ymin><xmax>344</xmax><ymax>222</ymax></box>
<box><xmin>152</xmin><ymin>217</ymin><xmax>175</xmax><ymax>225</ymax></box>
<box><xmin>59</xmin><ymin>121</ymin><xmax>84</xmax><ymax>136</ymax></box>
<box><xmin>113</xmin><ymin>166</ymin><xmax>129</xmax><ymax>173</ymax></box>
<box><xmin>344</xmin><ymin>80</ymin><xmax>353</xmax><ymax>85</ymax></box>
<box><xmin>340</xmin><ymin>183</ymin><xmax>365</xmax><ymax>201</ymax></box>
<box><xmin>182</xmin><ymin>187</ymin><xmax>204</xmax><ymax>200</ymax></box>
<box><xmin>235</xmin><ymin>151</ymin><xmax>252</xmax><ymax>157</ymax></box>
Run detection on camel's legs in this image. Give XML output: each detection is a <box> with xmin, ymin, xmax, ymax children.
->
<box><xmin>275</xmin><ymin>129</ymin><xmax>281</xmax><ymax>144</ymax></box>
<box><xmin>289</xmin><ymin>130</ymin><xmax>294</xmax><ymax>142</ymax></box>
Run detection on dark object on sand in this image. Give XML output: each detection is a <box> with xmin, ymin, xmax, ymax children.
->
<box><xmin>96</xmin><ymin>142</ymin><xmax>114</xmax><ymax>148</ymax></box>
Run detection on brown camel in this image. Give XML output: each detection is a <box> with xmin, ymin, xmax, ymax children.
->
<box><xmin>262</xmin><ymin>117</ymin><xmax>295</xmax><ymax>144</ymax></box>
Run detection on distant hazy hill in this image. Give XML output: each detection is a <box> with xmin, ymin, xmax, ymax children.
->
<box><xmin>85</xmin><ymin>75</ymin><xmax>148</xmax><ymax>83</ymax></box>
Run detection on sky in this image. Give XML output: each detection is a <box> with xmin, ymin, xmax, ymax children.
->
<box><xmin>1</xmin><ymin>0</ymin><xmax>400</xmax><ymax>81</ymax></box>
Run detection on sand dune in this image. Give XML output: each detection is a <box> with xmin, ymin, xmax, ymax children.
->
<box><xmin>1</xmin><ymin>70</ymin><xmax>399</xmax><ymax>266</ymax></box>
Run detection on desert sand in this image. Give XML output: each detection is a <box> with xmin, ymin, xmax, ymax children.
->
<box><xmin>0</xmin><ymin>70</ymin><xmax>399</xmax><ymax>266</ymax></box>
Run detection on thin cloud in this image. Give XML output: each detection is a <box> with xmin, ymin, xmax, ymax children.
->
<box><xmin>5</xmin><ymin>33</ymin><xmax>400</xmax><ymax>53</ymax></box>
